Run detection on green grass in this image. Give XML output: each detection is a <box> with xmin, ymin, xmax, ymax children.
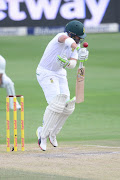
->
<box><xmin>0</xmin><ymin>33</ymin><xmax>120</xmax><ymax>144</ymax></box>
<box><xmin>0</xmin><ymin>168</ymin><xmax>80</xmax><ymax>180</ymax></box>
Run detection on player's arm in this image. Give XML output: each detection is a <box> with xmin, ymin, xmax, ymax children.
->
<box><xmin>59</xmin><ymin>35</ymin><xmax>89</xmax><ymax>63</ymax></box>
<box><xmin>58</xmin><ymin>35</ymin><xmax>78</xmax><ymax>49</ymax></box>
<box><xmin>57</xmin><ymin>56</ymin><xmax>77</xmax><ymax>69</ymax></box>
<box><xmin>58</xmin><ymin>35</ymin><xmax>78</xmax><ymax>69</ymax></box>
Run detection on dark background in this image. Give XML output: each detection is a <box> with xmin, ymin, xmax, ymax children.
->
<box><xmin>0</xmin><ymin>0</ymin><xmax>120</xmax><ymax>27</ymax></box>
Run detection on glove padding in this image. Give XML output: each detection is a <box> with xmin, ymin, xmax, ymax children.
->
<box><xmin>57</xmin><ymin>55</ymin><xmax>70</xmax><ymax>68</ymax></box>
<box><xmin>78</xmin><ymin>48</ymin><xmax>89</xmax><ymax>62</ymax></box>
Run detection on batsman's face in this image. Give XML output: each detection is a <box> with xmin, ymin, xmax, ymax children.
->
<box><xmin>68</xmin><ymin>32</ymin><xmax>83</xmax><ymax>44</ymax></box>
<box><xmin>73</xmin><ymin>35</ymin><xmax>81</xmax><ymax>44</ymax></box>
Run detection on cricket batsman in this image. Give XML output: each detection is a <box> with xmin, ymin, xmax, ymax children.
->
<box><xmin>36</xmin><ymin>20</ymin><xmax>89</xmax><ymax>151</ymax></box>
<box><xmin>0</xmin><ymin>55</ymin><xmax>21</xmax><ymax>109</ymax></box>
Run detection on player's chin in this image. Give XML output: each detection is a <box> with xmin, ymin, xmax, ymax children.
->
<box><xmin>75</xmin><ymin>41</ymin><xmax>80</xmax><ymax>44</ymax></box>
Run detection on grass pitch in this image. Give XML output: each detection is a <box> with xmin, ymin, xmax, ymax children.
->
<box><xmin>0</xmin><ymin>33</ymin><xmax>120</xmax><ymax>145</ymax></box>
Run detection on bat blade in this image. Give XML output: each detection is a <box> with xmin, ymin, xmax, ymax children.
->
<box><xmin>76</xmin><ymin>67</ymin><xmax>85</xmax><ymax>103</ymax></box>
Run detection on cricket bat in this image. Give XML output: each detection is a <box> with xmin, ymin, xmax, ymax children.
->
<box><xmin>75</xmin><ymin>62</ymin><xmax>85</xmax><ymax>103</ymax></box>
<box><xmin>76</xmin><ymin>42</ymin><xmax>88</xmax><ymax>103</ymax></box>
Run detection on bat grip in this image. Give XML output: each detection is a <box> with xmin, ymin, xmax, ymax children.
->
<box><xmin>79</xmin><ymin>62</ymin><xmax>83</xmax><ymax>68</ymax></box>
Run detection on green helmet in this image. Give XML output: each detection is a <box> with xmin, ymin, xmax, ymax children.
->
<box><xmin>65</xmin><ymin>20</ymin><xmax>86</xmax><ymax>39</ymax></box>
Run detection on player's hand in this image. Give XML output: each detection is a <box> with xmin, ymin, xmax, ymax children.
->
<box><xmin>78</xmin><ymin>48</ymin><xmax>89</xmax><ymax>62</ymax></box>
<box><xmin>57</xmin><ymin>55</ymin><xmax>70</xmax><ymax>68</ymax></box>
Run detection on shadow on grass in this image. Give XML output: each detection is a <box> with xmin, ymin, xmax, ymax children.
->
<box><xmin>0</xmin><ymin>168</ymin><xmax>92</xmax><ymax>180</ymax></box>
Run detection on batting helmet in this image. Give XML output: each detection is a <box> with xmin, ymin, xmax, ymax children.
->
<box><xmin>65</xmin><ymin>20</ymin><xmax>86</xmax><ymax>39</ymax></box>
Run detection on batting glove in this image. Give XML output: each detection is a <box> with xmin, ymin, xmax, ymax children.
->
<box><xmin>57</xmin><ymin>55</ymin><xmax>70</xmax><ymax>68</ymax></box>
<box><xmin>78</xmin><ymin>48</ymin><xmax>89</xmax><ymax>62</ymax></box>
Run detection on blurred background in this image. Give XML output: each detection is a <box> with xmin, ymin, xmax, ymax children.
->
<box><xmin>0</xmin><ymin>0</ymin><xmax>120</xmax><ymax>145</ymax></box>
<box><xmin>0</xmin><ymin>0</ymin><xmax>120</xmax><ymax>35</ymax></box>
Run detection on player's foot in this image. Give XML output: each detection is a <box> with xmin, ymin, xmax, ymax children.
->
<box><xmin>16</xmin><ymin>101</ymin><xmax>21</xmax><ymax>110</ymax></box>
<box><xmin>17</xmin><ymin>104</ymin><xmax>21</xmax><ymax>110</ymax></box>
<box><xmin>49</xmin><ymin>135</ymin><xmax>58</xmax><ymax>147</ymax></box>
<box><xmin>10</xmin><ymin>102</ymin><xmax>21</xmax><ymax>110</ymax></box>
<box><xmin>36</xmin><ymin>126</ymin><xmax>43</xmax><ymax>146</ymax></box>
<box><xmin>40</xmin><ymin>137</ymin><xmax>47</xmax><ymax>151</ymax></box>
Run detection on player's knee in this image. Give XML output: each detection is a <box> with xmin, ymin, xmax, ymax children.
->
<box><xmin>47</xmin><ymin>93</ymin><xmax>69</xmax><ymax>105</ymax></box>
<box><xmin>64</xmin><ymin>97</ymin><xmax>76</xmax><ymax>115</ymax></box>
<box><xmin>48</xmin><ymin>94</ymin><xmax>68</xmax><ymax>113</ymax></box>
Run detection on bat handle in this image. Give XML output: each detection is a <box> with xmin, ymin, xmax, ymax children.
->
<box><xmin>79</xmin><ymin>62</ymin><xmax>83</xmax><ymax>68</ymax></box>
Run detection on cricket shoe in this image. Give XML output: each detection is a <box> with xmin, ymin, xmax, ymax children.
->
<box><xmin>16</xmin><ymin>103</ymin><xmax>21</xmax><ymax>110</ymax></box>
<box><xmin>36</xmin><ymin>126</ymin><xmax>43</xmax><ymax>146</ymax></box>
<box><xmin>40</xmin><ymin>137</ymin><xmax>47</xmax><ymax>151</ymax></box>
<box><xmin>10</xmin><ymin>101</ymin><xmax>21</xmax><ymax>110</ymax></box>
<box><xmin>49</xmin><ymin>135</ymin><xmax>58</xmax><ymax>147</ymax></box>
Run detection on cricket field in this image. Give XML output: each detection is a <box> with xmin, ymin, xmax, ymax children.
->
<box><xmin>0</xmin><ymin>33</ymin><xmax>120</xmax><ymax>180</ymax></box>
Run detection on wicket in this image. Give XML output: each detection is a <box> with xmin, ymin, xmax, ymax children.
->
<box><xmin>6</xmin><ymin>95</ymin><xmax>24</xmax><ymax>152</ymax></box>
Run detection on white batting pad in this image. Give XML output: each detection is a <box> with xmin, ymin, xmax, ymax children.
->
<box><xmin>50</xmin><ymin>97</ymin><xmax>76</xmax><ymax>137</ymax></box>
<box><xmin>41</xmin><ymin>94</ymin><xmax>68</xmax><ymax>138</ymax></box>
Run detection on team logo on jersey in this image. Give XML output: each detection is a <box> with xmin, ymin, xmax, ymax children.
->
<box><xmin>50</xmin><ymin>78</ymin><xmax>54</xmax><ymax>83</ymax></box>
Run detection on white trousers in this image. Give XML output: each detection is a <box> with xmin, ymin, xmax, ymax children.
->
<box><xmin>36</xmin><ymin>67</ymin><xmax>70</xmax><ymax>104</ymax></box>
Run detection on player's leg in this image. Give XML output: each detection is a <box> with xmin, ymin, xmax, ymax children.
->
<box><xmin>36</xmin><ymin>72</ymin><xmax>60</xmax><ymax>104</ymax></box>
<box><xmin>40</xmin><ymin>94</ymin><xmax>68</xmax><ymax>151</ymax></box>
<box><xmin>60</xmin><ymin>75</ymin><xmax>70</xmax><ymax>102</ymax></box>
<box><xmin>1</xmin><ymin>74</ymin><xmax>21</xmax><ymax>109</ymax></box>
<box><xmin>49</xmin><ymin>75</ymin><xmax>75</xmax><ymax>147</ymax></box>
<box><xmin>49</xmin><ymin>97</ymin><xmax>76</xmax><ymax>147</ymax></box>
<box><xmin>36</xmin><ymin>71</ymin><xmax>68</xmax><ymax>151</ymax></box>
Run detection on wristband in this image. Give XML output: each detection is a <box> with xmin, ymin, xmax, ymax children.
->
<box><xmin>76</xmin><ymin>47</ymin><xmax>80</xmax><ymax>52</ymax></box>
